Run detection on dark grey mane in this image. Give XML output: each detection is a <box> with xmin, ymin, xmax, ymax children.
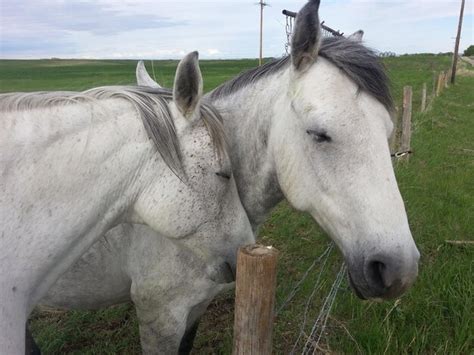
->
<box><xmin>0</xmin><ymin>86</ymin><xmax>226</xmax><ymax>177</ymax></box>
<box><xmin>210</xmin><ymin>36</ymin><xmax>393</xmax><ymax>111</ymax></box>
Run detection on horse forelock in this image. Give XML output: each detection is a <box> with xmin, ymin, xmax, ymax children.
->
<box><xmin>0</xmin><ymin>86</ymin><xmax>227</xmax><ymax>178</ymax></box>
<box><xmin>209</xmin><ymin>36</ymin><xmax>394</xmax><ymax>112</ymax></box>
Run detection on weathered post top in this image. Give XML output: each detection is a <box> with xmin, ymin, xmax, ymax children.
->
<box><xmin>233</xmin><ymin>244</ymin><xmax>279</xmax><ymax>355</ymax></box>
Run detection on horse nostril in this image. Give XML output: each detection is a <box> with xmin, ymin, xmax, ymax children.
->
<box><xmin>360</xmin><ymin>253</ymin><xmax>418</xmax><ymax>299</ymax></box>
<box><xmin>366</xmin><ymin>260</ymin><xmax>388</xmax><ymax>290</ymax></box>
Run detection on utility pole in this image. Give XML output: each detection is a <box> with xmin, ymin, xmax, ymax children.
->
<box><xmin>451</xmin><ymin>0</ymin><xmax>465</xmax><ymax>84</ymax></box>
<box><xmin>258</xmin><ymin>0</ymin><xmax>268</xmax><ymax>66</ymax></box>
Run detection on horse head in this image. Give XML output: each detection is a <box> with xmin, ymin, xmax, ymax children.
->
<box><xmin>271</xmin><ymin>0</ymin><xmax>419</xmax><ymax>299</ymax></box>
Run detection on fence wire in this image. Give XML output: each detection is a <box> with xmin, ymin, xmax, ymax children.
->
<box><xmin>289</xmin><ymin>244</ymin><xmax>334</xmax><ymax>354</ymax></box>
<box><xmin>276</xmin><ymin>243</ymin><xmax>334</xmax><ymax>316</ymax></box>
<box><xmin>301</xmin><ymin>263</ymin><xmax>346</xmax><ymax>354</ymax></box>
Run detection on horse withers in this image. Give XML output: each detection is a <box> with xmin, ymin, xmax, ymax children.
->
<box><xmin>0</xmin><ymin>52</ymin><xmax>254</xmax><ymax>354</ymax></box>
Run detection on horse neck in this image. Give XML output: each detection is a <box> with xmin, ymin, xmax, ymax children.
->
<box><xmin>207</xmin><ymin>74</ymin><xmax>286</xmax><ymax>230</ymax></box>
<box><xmin>1</xmin><ymin>99</ymin><xmax>154</xmax><ymax>308</ymax></box>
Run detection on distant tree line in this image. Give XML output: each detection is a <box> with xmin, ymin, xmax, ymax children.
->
<box><xmin>464</xmin><ymin>45</ymin><xmax>474</xmax><ymax>56</ymax></box>
<box><xmin>375</xmin><ymin>45</ymin><xmax>474</xmax><ymax>58</ymax></box>
<box><xmin>379</xmin><ymin>51</ymin><xmax>397</xmax><ymax>58</ymax></box>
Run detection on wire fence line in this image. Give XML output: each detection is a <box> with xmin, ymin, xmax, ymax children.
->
<box><xmin>271</xmin><ymin>236</ymin><xmax>348</xmax><ymax>354</ymax></box>
<box><xmin>276</xmin><ymin>243</ymin><xmax>334</xmax><ymax>316</ymax></box>
<box><xmin>301</xmin><ymin>263</ymin><xmax>347</xmax><ymax>354</ymax></box>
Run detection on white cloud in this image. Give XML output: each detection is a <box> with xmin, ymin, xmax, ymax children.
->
<box><xmin>0</xmin><ymin>0</ymin><xmax>472</xmax><ymax>59</ymax></box>
<box><xmin>206</xmin><ymin>49</ymin><xmax>221</xmax><ymax>56</ymax></box>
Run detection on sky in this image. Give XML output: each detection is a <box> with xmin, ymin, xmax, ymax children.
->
<box><xmin>0</xmin><ymin>0</ymin><xmax>472</xmax><ymax>59</ymax></box>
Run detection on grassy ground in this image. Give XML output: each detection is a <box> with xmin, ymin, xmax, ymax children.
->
<box><xmin>1</xmin><ymin>55</ymin><xmax>472</xmax><ymax>354</ymax></box>
<box><xmin>0</xmin><ymin>58</ymin><xmax>260</xmax><ymax>93</ymax></box>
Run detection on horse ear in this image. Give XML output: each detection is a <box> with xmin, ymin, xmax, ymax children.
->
<box><xmin>291</xmin><ymin>0</ymin><xmax>322</xmax><ymax>72</ymax></box>
<box><xmin>136</xmin><ymin>60</ymin><xmax>161</xmax><ymax>88</ymax></box>
<box><xmin>173</xmin><ymin>51</ymin><xmax>203</xmax><ymax>118</ymax></box>
<box><xmin>347</xmin><ymin>30</ymin><xmax>364</xmax><ymax>42</ymax></box>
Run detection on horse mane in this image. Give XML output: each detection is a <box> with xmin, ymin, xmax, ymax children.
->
<box><xmin>0</xmin><ymin>86</ymin><xmax>227</xmax><ymax>177</ymax></box>
<box><xmin>209</xmin><ymin>36</ymin><xmax>394</xmax><ymax>112</ymax></box>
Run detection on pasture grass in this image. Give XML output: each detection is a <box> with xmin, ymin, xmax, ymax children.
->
<box><xmin>2</xmin><ymin>55</ymin><xmax>472</xmax><ymax>354</ymax></box>
<box><xmin>0</xmin><ymin>58</ymin><xmax>259</xmax><ymax>93</ymax></box>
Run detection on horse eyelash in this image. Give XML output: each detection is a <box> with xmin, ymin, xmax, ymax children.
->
<box><xmin>306</xmin><ymin>129</ymin><xmax>332</xmax><ymax>143</ymax></box>
<box><xmin>215</xmin><ymin>172</ymin><xmax>231</xmax><ymax>180</ymax></box>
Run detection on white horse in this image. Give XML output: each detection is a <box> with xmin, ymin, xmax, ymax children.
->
<box><xmin>143</xmin><ymin>0</ymin><xmax>420</xmax><ymax>300</ymax></box>
<box><xmin>35</xmin><ymin>0</ymin><xmax>421</xmax><ymax>352</ymax></box>
<box><xmin>0</xmin><ymin>52</ymin><xmax>254</xmax><ymax>354</ymax></box>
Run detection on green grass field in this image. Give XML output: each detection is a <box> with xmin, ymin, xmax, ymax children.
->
<box><xmin>1</xmin><ymin>55</ymin><xmax>472</xmax><ymax>354</ymax></box>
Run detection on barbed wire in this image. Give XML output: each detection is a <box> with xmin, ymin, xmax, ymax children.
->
<box><xmin>289</xmin><ymin>243</ymin><xmax>335</xmax><ymax>354</ymax></box>
<box><xmin>301</xmin><ymin>263</ymin><xmax>347</xmax><ymax>355</ymax></box>
<box><xmin>276</xmin><ymin>243</ymin><xmax>334</xmax><ymax>316</ymax></box>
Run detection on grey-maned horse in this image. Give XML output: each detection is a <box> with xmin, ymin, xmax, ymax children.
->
<box><xmin>145</xmin><ymin>0</ymin><xmax>420</xmax><ymax>299</ymax></box>
<box><xmin>37</xmin><ymin>0</ymin><xmax>420</xmax><ymax>352</ymax></box>
<box><xmin>0</xmin><ymin>52</ymin><xmax>254</xmax><ymax>354</ymax></box>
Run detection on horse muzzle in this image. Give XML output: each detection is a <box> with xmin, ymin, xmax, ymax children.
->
<box><xmin>347</xmin><ymin>249</ymin><xmax>420</xmax><ymax>300</ymax></box>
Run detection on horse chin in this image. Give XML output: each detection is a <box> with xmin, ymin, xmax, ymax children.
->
<box><xmin>347</xmin><ymin>271</ymin><xmax>367</xmax><ymax>300</ymax></box>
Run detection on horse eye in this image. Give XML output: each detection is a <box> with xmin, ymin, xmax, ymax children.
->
<box><xmin>306</xmin><ymin>129</ymin><xmax>332</xmax><ymax>143</ymax></box>
<box><xmin>215</xmin><ymin>172</ymin><xmax>231</xmax><ymax>180</ymax></box>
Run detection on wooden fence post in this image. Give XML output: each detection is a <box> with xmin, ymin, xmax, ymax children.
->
<box><xmin>233</xmin><ymin>245</ymin><xmax>279</xmax><ymax>355</ymax></box>
<box><xmin>436</xmin><ymin>72</ymin><xmax>444</xmax><ymax>96</ymax></box>
<box><xmin>421</xmin><ymin>83</ymin><xmax>427</xmax><ymax>112</ymax></box>
<box><xmin>389</xmin><ymin>106</ymin><xmax>400</xmax><ymax>153</ymax></box>
<box><xmin>444</xmin><ymin>70</ymin><xmax>450</xmax><ymax>88</ymax></box>
<box><xmin>400</xmin><ymin>86</ymin><xmax>412</xmax><ymax>162</ymax></box>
